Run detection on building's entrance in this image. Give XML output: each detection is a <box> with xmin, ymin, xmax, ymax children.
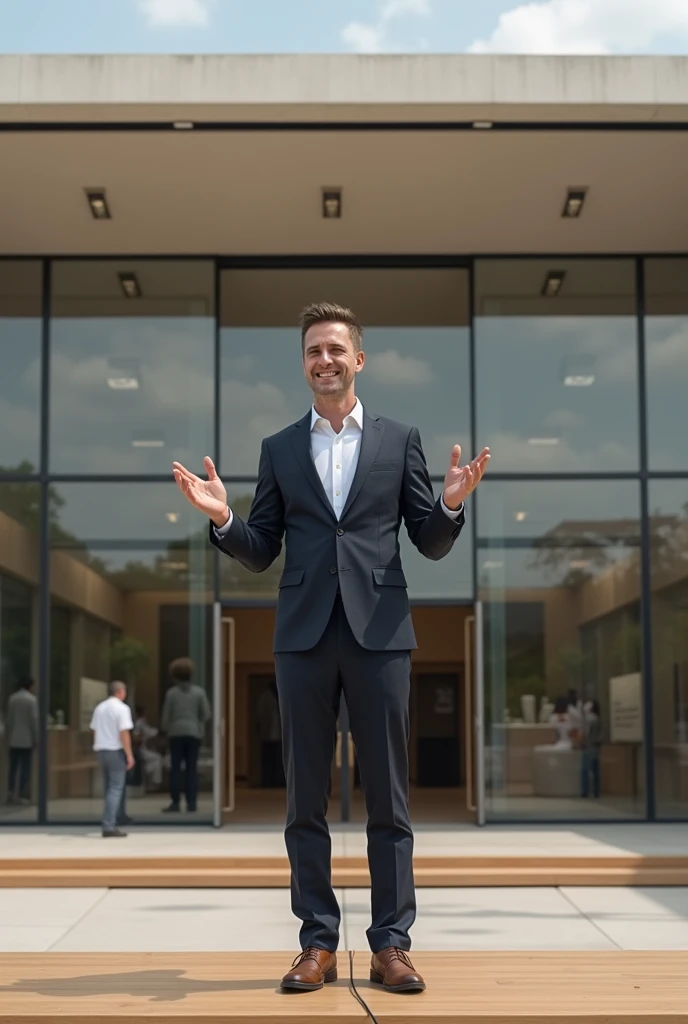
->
<box><xmin>218</xmin><ymin>605</ymin><xmax>477</xmax><ymax>825</ymax></box>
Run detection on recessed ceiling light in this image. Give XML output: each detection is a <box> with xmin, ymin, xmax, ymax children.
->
<box><xmin>132</xmin><ymin>431</ymin><xmax>165</xmax><ymax>448</ymax></box>
<box><xmin>85</xmin><ymin>188</ymin><xmax>111</xmax><ymax>220</ymax></box>
<box><xmin>542</xmin><ymin>271</ymin><xmax>566</xmax><ymax>297</ymax></box>
<box><xmin>473</xmin><ymin>120</ymin><xmax>494</xmax><ymax>129</ymax></box>
<box><xmin>562</xmin><ymin>187</ymin><xmax>588</xmax><ymax>218</ymax></box>
<box><xmin>173</xmin><ymin>121</ymin><xmax>194</xmax><ymax>130</ymax></box>
<box><xmin>514</xmin><ymin>511</ymin><xmax>528</xmax><ymax>522</ymax></box>
<box><xmin>165</xmin><ymin>512</ymin><xmax>179</xmax><ymax>523</ymax></box>
<box><xmin>322</xmin><ymin>188</ymin><xmax>342</xmax><ymax>219</ymax></box>
<box><xmin>107</xmin><ymin>358</ymin><xmax>141</xmax><ymax>390</ymax></box>
<box><xmin>562</xmin><ymin>354</ymin><xmax>595</xmax><ymax>387</ymax></box>
<box><xmin>118</xmin><ymin>272</ymin><xmax>142</xmax><ymax>299</ymax></box>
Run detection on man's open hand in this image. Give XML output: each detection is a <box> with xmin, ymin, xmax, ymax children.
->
<box><xmin>173</xmin><ymin>457</ymin><xmax>230</xmax><ymax>528</ymax></box>
<box><xmin>442</xmin><ymin>446</ymin><xmax>490</xmax><ymax>511</ymax></box>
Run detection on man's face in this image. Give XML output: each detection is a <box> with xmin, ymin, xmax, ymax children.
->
<box><xmin>116</xmin><ymin>687</ymin><xmax>127</xmax><ymax>703</ymax></box>
<box><xmin>302</xmin><ymin>322</ymin><xmax>364</xmax><ymax>398</ymax></box>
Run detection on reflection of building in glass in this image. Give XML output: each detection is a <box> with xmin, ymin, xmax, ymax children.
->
<box><xmin>1</xmin><ymin>53</ymin><xmax>687</xmax><ymax>826</ymax></box>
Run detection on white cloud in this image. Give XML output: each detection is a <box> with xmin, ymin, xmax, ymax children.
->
<box><xmin>365</xmin><ymin>349</ymin><xmax>433</xmax><ymax>385</ymax></box>
<box><xmin>342</xmin><ymin>0</ymin><xmax>431</xmax><ymax>53</ymax></box>
<box><xmin>140</xmin><ymin>0</ymin><xmax>215</xmax><ymax>28</ymax></box>
<box><xmin>381</xmin><ymin>0</ymin><xmax>431</xmax><ymax>20</ymax></box>
<box><xmin>342</xmin><ymin>22</ymin><xmax>386</xmax><ymax>54</ymax></box>
<box><xmin>469</xmin><ymin>0</ymin><xmax>688</xmax><ymax>55</ymax></box>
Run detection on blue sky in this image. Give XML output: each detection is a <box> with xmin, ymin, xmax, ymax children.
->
<box><xmin>1</xmin><ymin>0</ymin><xmax>687</xmax><ymax>55</ymax></box>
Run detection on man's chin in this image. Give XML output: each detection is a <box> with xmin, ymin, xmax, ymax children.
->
<box><xmin>310</xmin><ymin>380</ymin><xmax>347</xmax><ymax>396</ymax></box>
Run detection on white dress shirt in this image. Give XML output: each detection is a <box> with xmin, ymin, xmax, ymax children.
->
<box><xmin>214</xmin><ymin>399</ymin><xmax>461</xmax><ymax>534</ymax></box>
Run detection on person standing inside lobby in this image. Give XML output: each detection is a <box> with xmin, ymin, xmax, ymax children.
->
<box><xmin>6</xmin><ymin>678</ymin><xmax>38</xmax><ymax>805</ymax></box>
<box><xmin>173</xmin><ymin>302</ymin><xmax>489</xmax><ymax>993</ymax></box>
<box><xmin>90</xmin><ymin>681</ymin><xmax>135</xmax><ymax>838</ymax></box>
<box><xmin>160</xmin><ymin>657</ymin><xmax>211</xmax><ymax>814</ymax></box>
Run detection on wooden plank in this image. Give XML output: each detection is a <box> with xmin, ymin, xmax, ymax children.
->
<box><xmin>0</xmin><ymin>952</ymin><xmax>687</xmax><ymax>1023</ymax></box>
<box><xmin>1</xmin><ymin>856</ymin><xmax>688</xmax><ymax>888</ymax></box>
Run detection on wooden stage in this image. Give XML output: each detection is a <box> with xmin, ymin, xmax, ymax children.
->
<box><xmin>2</xmin><ymin>855</ymin><xmax>688</xmax><ymax>888</ymax></box>
<box><xmin>0</xmin><ymin>952</ymin><xmax>687</xmax><ymax>1022</ymax></box>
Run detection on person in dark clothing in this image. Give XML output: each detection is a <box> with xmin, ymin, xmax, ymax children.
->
<box><xmin>160</xmin><ymin>657</ymin><xmax>211</xmax><ymax>813</ymax></box>
<box><xmin>581</xmin><ymin>700</ymin><xmax>603</xmax><ymax>799</ymax></box>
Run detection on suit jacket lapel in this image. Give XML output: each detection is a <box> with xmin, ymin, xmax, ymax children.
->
<box><xmin>290</xmin><ymin>412</ymin><xmax>337</xmax><ymax>519</ymax></box>
<box><xmin>341</xmin><ymin>412</ymin><xmax>384</xmax><ymax>520</ymax></box>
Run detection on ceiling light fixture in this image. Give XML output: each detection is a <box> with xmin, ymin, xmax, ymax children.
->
<box><xmin>514</xmin><ymin>511</ymin><xmax>528</xmax><ymax>522</ymax></box>
<box><xmin>165</xmin><ymin>512</ymin><xmax>179</xmax><ymax>523</ymax></box>
<box><xmin>107</xmin><ymin>358</ymin><xmax>141</xmax><ymax>390</ymax></box>
<box><xmin>322</xmin><ymin>188</ymin><xmax>342</xmax><ymax>219</ymax></box>
<box><xmin>473</xmin><ymin>120</ymin><xmax>494</xmax><ymax>129</ymax></box>
<box><xmin>85</xmin><ymin>189</ymin><xmax>111</xmax><ymax>220</ymax></box>
<box><xmin>561</xmin><ymin>354</ymin><xmax>596</xmax><ymax>387</ymax></box>
<box><xmin>542</xmin><ymin>271</ymin><xmax>566</xmax><ymax>298</ymax></box>
<box><xmin>173</xmin><ymin>121</ymin><xmax>194</xmax><ymax>130</ymax></box>
<box><xmin>132</xmin><ymin>431</ymin><xmax>165</xmax><ymax>448</ymax></box>
<box><xmin>562</xmin><ymin>187</ymin><xmax>588</xmax><ymax>218</ymax></box>
<box><xmin>118</xmin><ymin>272</ymin><xmax>142</xmax><ymax>299</ymax></box>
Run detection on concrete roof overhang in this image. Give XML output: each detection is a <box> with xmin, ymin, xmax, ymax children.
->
<box><xmin>1</xmin><ymin>55</ymin><xmax>687</xmax><ymax>255</ymax></box>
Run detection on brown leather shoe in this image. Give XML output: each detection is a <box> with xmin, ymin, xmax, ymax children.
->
<box><xmin>281</xmin><ymin>947</ymin><xmax>338</xmax><ymax>991</ymax></box>
<box><xmin>370</xmin><ymin>948</ymin><xmax>426</xmax><ymax>993</ymax></box>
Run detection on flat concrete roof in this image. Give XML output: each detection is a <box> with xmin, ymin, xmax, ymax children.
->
<box><xmin>1</xmin><ymin>54</ymin><xmax>688</xmax><ymax>122</ymax></box>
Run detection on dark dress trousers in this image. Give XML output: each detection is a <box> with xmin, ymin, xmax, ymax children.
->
<box><xmin>210</xmin><ymin>408</ymin><xmax>465</xmax><ymax>952</ymax></box>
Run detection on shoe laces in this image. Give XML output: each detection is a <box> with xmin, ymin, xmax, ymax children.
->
<box><xmin>292</xmin><ymin>947</ymin><xmax>326</xmax><ymax>969</ymax></box>
<box><xmin>386</xmin><ymin>948</ymin><xmax>414</xmax><ymax>970</ymax></box>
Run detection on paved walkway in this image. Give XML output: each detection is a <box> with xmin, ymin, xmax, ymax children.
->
<box><xmin>1</xmin><ymin>822</ymin><xmax>688</xmax><ymax>858</ymax></box>
<box><xmin>2</xmin><ymin>886</ymin><xmax>688</xmax><ymax>953</ymax></box>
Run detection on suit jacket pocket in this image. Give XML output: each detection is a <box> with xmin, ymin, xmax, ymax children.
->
<box><xmin>372</xmin><ymin>567</ymin><xmax>408</xmax><ymax>587</ymax></box>
<box><xmin>279</xmin><ymin>567</ymin><xmax>305</xmax><ymax>588</ymax></box>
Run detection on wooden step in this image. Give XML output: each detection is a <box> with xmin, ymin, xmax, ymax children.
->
<box><xmin>1</xmin><ymin>855</ymin><xmax>688</xmax><ymax>888</ymax></box>
<box><xmin>1</xmin><ymin>951</ymin><xmax>687</xmax><ymax>1022</ymax></box>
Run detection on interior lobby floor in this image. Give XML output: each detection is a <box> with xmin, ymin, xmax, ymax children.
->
<box><xmin>0</xmin><ymin>785</ymin><xmax>659</xmax><ymax>826</ymax></box>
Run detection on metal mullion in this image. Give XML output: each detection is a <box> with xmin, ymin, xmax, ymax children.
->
<box><xmin>636</xmin><ymin>257</ymin><xmax>656</xmax><ymax>821</ymax></box>
<box><xmin>37</xmin><ymin>259</ymin><xmax>51</xmax><ymax>824</ymax></box>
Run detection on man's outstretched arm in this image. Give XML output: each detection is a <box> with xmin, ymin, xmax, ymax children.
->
<box><xmin>173</xmin><ymin>443</ymin><xmax>284</xmax><ymax>574</ymax></box>
<box><xmin>401</xmin><ymin>429</ymin><xmax>489</xmax><ymax>561</ymax></box>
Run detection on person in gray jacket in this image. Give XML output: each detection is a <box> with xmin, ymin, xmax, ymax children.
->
<box><xmin>160</xmin><ymin>657</ymin><xmax>210</xmax><ymax>813</ymax></box>
<box><xmin>6</xmin><ymin>678</ymin><xmax>38</xmax><ymax>805</ymax></box>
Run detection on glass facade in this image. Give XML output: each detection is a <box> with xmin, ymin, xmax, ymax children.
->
<box><xmin>0</xmin><ymin>254</ymin><xmax>685</xmax><ymax>825</ymax></box>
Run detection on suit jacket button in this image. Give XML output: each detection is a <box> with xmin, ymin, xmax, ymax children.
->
<box><xmin>337</xmin><ymin>528</ymin><xmax>344</xmax><ymax>536</ymax></box>
<box><xmin>329</xmin><ymin>566</ymin><xmax>337</xmax><ymax>574</ymax></box>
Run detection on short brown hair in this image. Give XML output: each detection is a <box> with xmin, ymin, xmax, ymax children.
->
<box><xmin>169</xmin><ymin>657</ymin><xmax>194</xmax><ymax>683</ymax></box>
<box><xmin>299</xmin><ymin>302</ymin><xmax>363</xmax><ymax>354</ymax></box>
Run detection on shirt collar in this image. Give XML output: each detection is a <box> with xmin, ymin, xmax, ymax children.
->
<box><xmin>311</xmin><ymin>397</ymin><xmax>363</xmax><ymax>433</ymax></box>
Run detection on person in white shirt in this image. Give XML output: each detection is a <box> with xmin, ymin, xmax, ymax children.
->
<box><xmin>90</xmin><ymin>681</ymin><xmax>134</xmax><ymax>837</ymax></box>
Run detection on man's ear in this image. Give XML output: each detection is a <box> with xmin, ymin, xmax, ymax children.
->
<box><xmin>355</xmin><ymin>351</ymin><xmax>366</xmax><ymax>372</ymax></box>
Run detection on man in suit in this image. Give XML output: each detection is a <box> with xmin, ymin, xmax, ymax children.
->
<box><xmin>173</xmin><ymin>302</ymin><xmax>489</xmax><ymax>993</ymax></box>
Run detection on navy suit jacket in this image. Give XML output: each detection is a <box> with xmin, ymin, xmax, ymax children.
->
<box><xmin>210</xmin><ymin>408</ymin><xmax>465</xmax><ymax>653</ymax></box>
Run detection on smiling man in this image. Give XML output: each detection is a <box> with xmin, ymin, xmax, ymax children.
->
<box><xmin>173</xmin><ymin>302</ymin><xmax>489</xmax><ymax>994</ymax></box>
